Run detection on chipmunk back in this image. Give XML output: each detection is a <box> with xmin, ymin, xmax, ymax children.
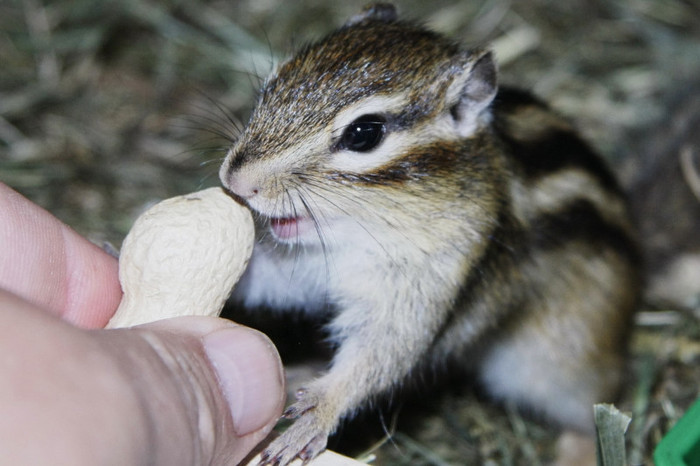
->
<box><xmin>219</xmin><ymin>4</ymin><xmax>641</xmax><ymax>464</ymax></box>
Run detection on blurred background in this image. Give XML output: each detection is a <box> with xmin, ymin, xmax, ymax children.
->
<box><xmin>1</xmin><ymin>0</ymin><xmax>699</xmax><ymax>464</ymax></box>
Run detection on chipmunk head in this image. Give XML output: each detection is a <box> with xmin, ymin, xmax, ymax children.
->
<box><xmin>220</xmin><ymin>3</ymin><xmax>498</xmax><ymax>244</ymax></box>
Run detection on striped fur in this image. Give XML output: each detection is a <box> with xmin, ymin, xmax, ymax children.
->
<box><xmin>219</xmin><ymin>5</ymin><xmax>641</xmax><ymax>464</ymax></box>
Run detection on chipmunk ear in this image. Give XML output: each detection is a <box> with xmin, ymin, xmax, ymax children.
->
<box><xmin>346</xmin><ymin>3</ymin><xmax>398</xmax><ymax>26</ymax></box>
<box><xmin>447</xmin><ymin>50</ymin><xmax>498</xmax><ymax>137</ymax></box>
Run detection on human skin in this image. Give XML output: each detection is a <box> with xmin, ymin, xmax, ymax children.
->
<box><xmin>0</xmin><ymin>183</ymin><xmax>285</xmax><ymax>465</ymax></box>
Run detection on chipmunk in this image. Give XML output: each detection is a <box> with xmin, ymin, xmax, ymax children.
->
<box><xmin>219</xmin><ymin>3</ymin><xmax>641</xmax><ymax>464</ymax></box>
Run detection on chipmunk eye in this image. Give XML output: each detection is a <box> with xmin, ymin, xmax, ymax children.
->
<box><xmin>339</xmin><ymin>114</ymin><xmax>386</xmax><ymax>152</ymax></box>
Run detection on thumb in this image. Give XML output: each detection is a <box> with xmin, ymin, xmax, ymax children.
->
<box><xmin>107</xmin><ymin>317</ymin><xmax>286</xmax><ymax>465</ymax></box>
<box><xmin>0</xmin><ymin>292</ymin><xmax>285</xmax><ymax>466</ymax></box>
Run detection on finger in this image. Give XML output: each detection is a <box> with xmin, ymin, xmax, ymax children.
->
<box><xmin>0</xmin><ymin>183</ymin><xmax>121</xmax><ymax>327</ymax></box>
<box><xmin>0</xmin><ymin>293</ymin><xmax>285</xmax><ymax>465</ymax></box>
<box><xmin>103</xmin><ymin>317</ymin><xmax>287</xmax><ymax>465</ymax></box>
<box><xmin>136</xmin><ymin>318</ymin><xmax>287</xmax><ymax>433</ymax></box>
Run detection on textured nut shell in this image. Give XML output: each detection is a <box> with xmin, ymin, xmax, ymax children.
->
<box><xmin>245</xmin><ymin>450</ymin><xmax>363</xmax><ymax>466</ymax></box>
<box><xmin>107</xmin><ymin>187</ymin><xmax>254</xmax><ymax>328</ymax></box>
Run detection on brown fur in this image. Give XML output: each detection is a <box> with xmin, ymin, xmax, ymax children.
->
<box><xmin>219</xmin><ymin>4</ymin><xmax>641</xmax><ymax>464</ymax></box>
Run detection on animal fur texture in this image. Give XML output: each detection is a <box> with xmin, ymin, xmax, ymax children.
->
<box><xmin>219</xmin><ymin>4</ymin><xmax>641</xmax><ymax>464</ymax></box>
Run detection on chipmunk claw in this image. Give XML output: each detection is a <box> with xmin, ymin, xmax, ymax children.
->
<box><xmin>259</xmin><ymin>413</ymin><xmax>329</xmax><ymax>466</ymax></box>
<box><xmin>281</xmin><ymin>387</ymin><xmax>319</xmax><ymax>419</ymax></box>
<box><xmin>260</xmin><ymin>390</ymin><xmax>331</xmax><ymax>466</ymax></box>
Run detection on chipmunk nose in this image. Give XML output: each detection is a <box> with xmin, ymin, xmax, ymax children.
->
<box><xmin>219</xmin><ymin>149</ymin><xmax>261</xmax><ymax>199</ymax></box>
<box><xmin>225</xmin><ymin>173</ymin><xmax>260</xmax><ymax>200</ymax></box>
<box><xmin>219</xmin><ymin>158</ymin><xmax>261</xmax><ymax>200</ymax></box>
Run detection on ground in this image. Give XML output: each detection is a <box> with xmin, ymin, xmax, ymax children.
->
<box><xmin>1</xmin><ymin>0</ymin><xmax>699</xmax><ymax>464</ymax></box>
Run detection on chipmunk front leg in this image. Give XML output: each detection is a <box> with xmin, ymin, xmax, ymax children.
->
<box><xmin>259</xmin><ymin>370</ymin><xmax>345</xmax><ymax>465</ymax></box>
<box><xmin>261</xmin><ymin>295</ymin><xmax>442</xmax><ymax>465</ymax></box>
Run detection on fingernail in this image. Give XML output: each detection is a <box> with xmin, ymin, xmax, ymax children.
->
<box><xmin>203</xmin><ymin>326</ymin><xmax>285</xmax><ymax>436</ymax></box>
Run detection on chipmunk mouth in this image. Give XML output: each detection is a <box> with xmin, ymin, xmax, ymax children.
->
<box><xmin>269</xmin><ymin>216</ymin><xmax>314</xmax><ymax>240</ymax></box>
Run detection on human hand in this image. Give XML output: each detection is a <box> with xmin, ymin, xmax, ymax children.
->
<box><xmin>0</xmin><ymin>183</ymin><xmax>285</xmax><ymax>465</ymax></box>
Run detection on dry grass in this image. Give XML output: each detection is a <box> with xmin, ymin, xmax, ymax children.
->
<box><xmin>2</xmin><ymin>0</ymin><xmax>699</xmax><ymax>464</ymax></box>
